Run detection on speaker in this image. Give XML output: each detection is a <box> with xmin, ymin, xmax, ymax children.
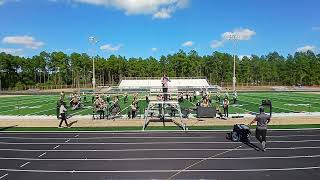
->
<box><xmin>196</xmin><ymin>107</ymin><xmax>216</xmax><ymax>118</ymax></box>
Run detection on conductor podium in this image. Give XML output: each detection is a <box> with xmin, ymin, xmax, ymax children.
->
<box><xmin>143</xmin><ymin>100</ymin><xmax>186</xmax><ymax>131</ymax></box>
<box><xmin>143</xmin><ymin>89</ymin><xmax>187</xmax><ymax>131</ymax></box>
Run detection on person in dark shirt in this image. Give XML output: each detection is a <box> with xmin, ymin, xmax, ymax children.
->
<box><xmin>249</xmin><ymin>106</ymin><xmax>271</xmax><ymax>151</ymax></box>
<box><xmin>161</xmin><ymin>74</ymin><xmax>170</xmax><ymax>101</ymax></box>
<box><xmin>223</xmin><ymin>98</ymin><xmax>229</xmax><ymax>118</ymax></box>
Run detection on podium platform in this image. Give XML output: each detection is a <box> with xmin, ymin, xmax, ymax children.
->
<box><xmin>142</xmin><ymin>100</ymin><xmax>187</xmax><ymax>131</ymax></box>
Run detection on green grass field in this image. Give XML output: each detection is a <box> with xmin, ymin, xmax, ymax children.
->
<box><xmin>0</xmin><ymin>92</ymin><xmax>319</xmax><ymax>116</ymax></box>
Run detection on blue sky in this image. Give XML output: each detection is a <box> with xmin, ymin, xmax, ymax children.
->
<box><xmin>0</xmin><ymin>0</ymin><xmax>319</xmax><ymax>58</ymax></box>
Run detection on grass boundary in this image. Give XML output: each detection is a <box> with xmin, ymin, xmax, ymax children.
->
<box><xmin>1</xmin><ymin>124</ymin><xmax>320</xmax><ymax>132</ymax></box>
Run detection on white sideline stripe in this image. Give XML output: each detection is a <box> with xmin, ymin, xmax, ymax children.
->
<box><xmin>1</xmin><ymin>128</ymin><xmax>320</xmax><ymax>133</ymax></box>
<box><xmin>0</xmin><ymin>173</ymin><xmax>8</xmax><ymax>179</ymax></box>
<box><xmin>0</xmin><ymin>146</ymin><xmax>320</xmax><ymax>152</ymax></box>
<box><xmin>2</xmin><ymin>154</ymin><xmax>320</xmax><ymax>161</ymax></box>
<box><xmin>53</xmin><ymin>145</ymin><xmax>60</xmax><ymax>149</ymax></box>
<box><xmin>1</xmin><ymin>166</ymin><xmax>320</xmax><ymax>173</ymax></box>
<box><xmin>38</xmin><ymin>152</ymin><xmax>46</xmax><ymax>158</ymax></box>
<box><xmin>0</xmin><ymin>136</ymin><xmax>220</xmax><ymax>140</ymax></box>
<box><xmin>19</xmin><ymin>161</ymin><xmax>30</xmax><ymax>168</ymax></box>
<box><xmin>1</xmin><ymin>139</ymin><xmax>320</xmax><ymax>145</ymax></box>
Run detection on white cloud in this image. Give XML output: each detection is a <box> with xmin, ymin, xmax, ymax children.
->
<box><xmin>0</xmin><ymin>0</ymin><xmax>20</xmax><ymax>6</ymax></box>
<box><xmin>0</xmin><ymin>48</ymin><xmax>23</xmax><ymax>56</ymax></box>
<box><xmin>296</xmin><ymin>45</ymin><xmax>316</xmax><ymax>52</ymax></box>
<box><xmin>239</xmin><ymin>55</ymin><xmax>252</xmax><ymax>60</ymax></box>
<box><xmin>222</xmin><ymin>28</ymin><xmax>256</xmax><ymax>41</ymax></box>
<box><xmin>151</xmin><ymin>47</ymin><xmax>157</xmax><ymax>52</ymax></box>
<box><xmin>2</xmin><ymin>35</ymin><xmax>44</xmax><ymax>49</ymax></box>
<box><xmin>210</xmin><ymin>28</ymin><xmax>256</xmax><ymax>49</ymax></box>
<box><xmin>182</xmin><ymin>41</ymin><xmax>194</xmax><ymax>47</ymax></box>
<box><xmin>153</xmin><ymin>7</ymin><xmax>172</xmax><ymax>19</ymax></box>
<box><xmin>210</xmin><ymin>40</ymin><xmax>224</xmax><ymax>48</ymax></box>
<box><xmin>100</xmin><ymin>44</ymin><xmax>122</xmax><ymax>52</ymax></box>
<box><xmin>71</xmin><ymin>0</ymin><xmax>189</xmax><ymax>19</ymax></box>
<box><xmin>312</xmin><ymin>27</ymin><xmax>320</xmax><ymax>31</ymax></box>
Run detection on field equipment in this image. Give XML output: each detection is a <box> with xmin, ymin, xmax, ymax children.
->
<box><xmin>226</xmin><ymin>124</ymin><xmax>251</xmax><ymax>142</ymax></box>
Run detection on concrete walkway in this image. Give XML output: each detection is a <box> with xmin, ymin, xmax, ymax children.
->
<box><xmin>0</xmin><ymin>115</ymin><xmax>319</xmax><ymax>128</ymax></box>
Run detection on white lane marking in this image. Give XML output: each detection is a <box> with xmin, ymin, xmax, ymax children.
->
<box><xmin>38</xmin><ymin>152</ymin><xmax>47</xmax><ymax>158</ymax></box>
<box><xmin>53</xmin><ymin>145</ymin><xmax>60</xmax><ymax>150</ymax></box>
<box><xmin>267</xmin><ymin>134</ymin><xmax>320</xmax><ymax>138</ymax></box>
<box><xmin>0</xmin><ymin>146</ymin><xmax>320</xmax><ymax>152</ymax></box>
<box><xmin>0</xmin><ymin>174</ymin><xmax>8</xmax><ymax>179</ymax></box>
<box><xmin>0</xmin><ymin>128</ymin><xmax>320</xmax><ymax>133</ymax></box>
<box><xmin>1</xmin><ymin>139</ymin><xmax>320</xmax><ymax>145</ymax></box>
<box><xmin>1</xmin><ymin>166</ymin><xmax>320</xmax><ymax>173</ymax></box>
<box><xmin>2</xmin><ymin>133</ymin><xmax>320</xmax><ymax>140</ymax></box>
<box><xmin>64</xmin><ymin>139</ymin><xmax>71</xmax><ymax>143</ymax></box>
<box><xmin>19</xmin><ymin>161</ymin><xmax>30</xmax><ymax>168</ymax></box>
<box><xmin>0</xmin><ymin>136</ymin><xmax>220</xmax><ymax>140</ymax></box>
<box><xmin>1</xmin><ymin>154</ymin><xmax>320</xmax><ymax>161</ymax></box>
<box><xmin>168</xmin><ymin>145</ymin><xmax>243</xmax><ymax>179</ymax></box>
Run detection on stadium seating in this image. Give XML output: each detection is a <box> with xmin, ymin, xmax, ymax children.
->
<box><xmin>119</xmin><ymin>78</ymin><xmax>210</xmax><ymax>89</ymax></box>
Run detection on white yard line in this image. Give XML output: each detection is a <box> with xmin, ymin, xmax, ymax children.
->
<box><xmin>0</xmin><ymin>96</ymin><xmax>55</xmax><ymax>107</ymax></box>
<box><xmin>26</xmin><ymin>107</ymin><xmax>56</xmax><ymax>116</ymax></box>
<box><xmin>240</xmin><ymin>97</ymin><xmax>293</xmax><ymax>112</ymax></box>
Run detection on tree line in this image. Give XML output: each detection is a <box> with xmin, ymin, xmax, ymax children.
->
<box><xmin>0</xmin><ymin>50</ymin><xmax>319</xmax><ymax>90</ymax></box>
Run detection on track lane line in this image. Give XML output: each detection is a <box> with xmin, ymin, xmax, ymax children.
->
<box><xmin>1</xmin><ymin>154</ymin><xmax>320</xmax><ymax>161</ymax></box>
<box><xmin>1</xmin><ymin>146</ymin><xmax>320</xmax><ymax>152</ymax></box>
<box><xmin>1</xmin><ymin>166</ymin><xmax>320</xmax><ymax>173</ymax></box>
<box><xmin>1</xmin><ymin>133</ymin><xmax>320</xmax><ymax>140</ymax></box>
<box><xmin>1</xmin><ymin>139</ymin><xmax>320</xmax><ymax>145</ymax></box>
<box><xmin>1</xmin><ymin>128</ymin><xmax>320</xmax><ymax>133</ymax></box>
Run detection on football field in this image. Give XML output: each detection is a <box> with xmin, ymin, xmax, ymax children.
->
<box><xmin>0</xmin><ymin>92</ymin><xmax>319</xmax><ymax>117</ymax></box>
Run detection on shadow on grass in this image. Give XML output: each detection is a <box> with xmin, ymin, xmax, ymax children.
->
<box><xmin>0</xmin><ymin>125</ymin><xmax>18</xmax><ymax>131</ymax></box>
<box><xmin>68</xmin><ymin>120</ymin><xmax>78</xmax><ymax>127</ymax></box>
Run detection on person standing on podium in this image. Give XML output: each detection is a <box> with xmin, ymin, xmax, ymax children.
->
<box><xmin>161</xmin><ymin>74</ymin><xmax>170</xmax><ymax>101</ymax></box>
